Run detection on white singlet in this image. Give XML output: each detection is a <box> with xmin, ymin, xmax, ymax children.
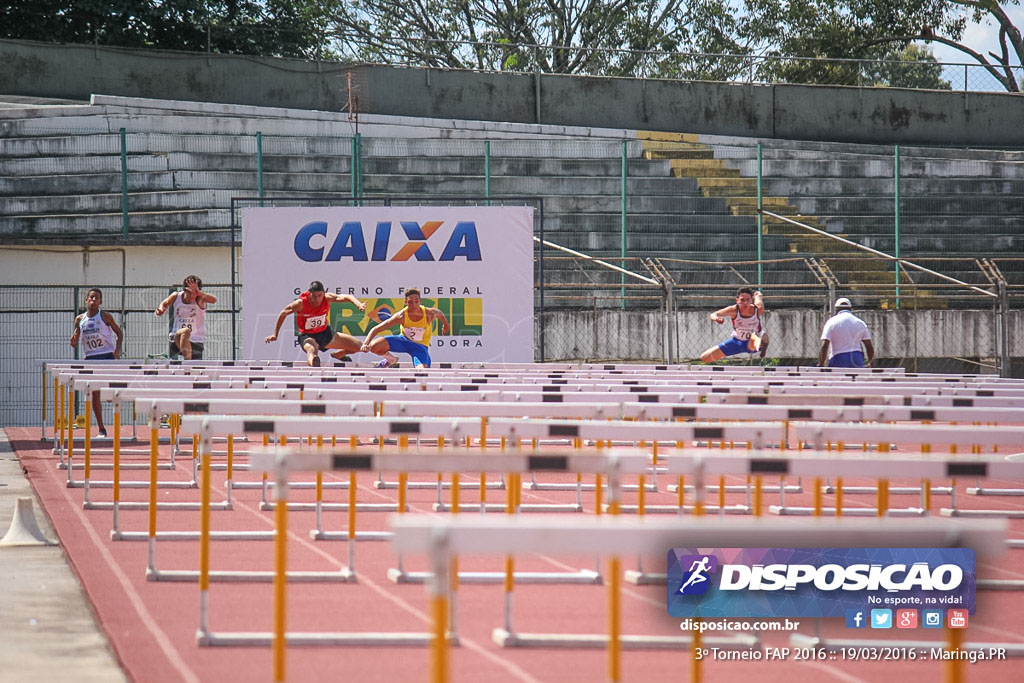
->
<box><xmin>171</xmin><ymin>292</ymin><xmax>205</xmax><ymax>343</ymax></box>
<box><xmin>79</xmin><ymin>310</ymin><xmax>117</xmax><ymax>357</ymax></box>
<box><xmin>731</xmin><ymin>308</ymin><xmax>763</xmax><ymax>341</ymax></box>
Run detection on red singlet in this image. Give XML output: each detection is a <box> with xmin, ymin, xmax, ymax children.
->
<box><xmin>296</xmin><ymin>292</ymin><xmax>330</xmax><ymax>333</ymax></box>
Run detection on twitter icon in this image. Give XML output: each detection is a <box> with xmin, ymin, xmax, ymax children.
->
<box><xmin>870</xmin><ymin>609</ymin><xmax>893</xmax><ymax>629</ymax></box>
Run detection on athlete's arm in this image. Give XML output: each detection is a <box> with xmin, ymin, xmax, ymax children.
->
<box><xmin>862</xmin><ymin>339</ymin><xmax>875</xmax><ymax>367</ymax></box>
<box><xmin>70</xmin><ymin>314</ymin><xmax>83</xmax><ymax>348</ymax></box>
<box><xmin>710</xmin><ymin>305</ymin><xmax>735</xmax><ymax>324</ymax></box>
<box><xmin>428</xmin><ymin>308</ymin><xmax>450</xmax><ymax>335</ymax></box>
<box><xmin>362</xmin><ymin>307</ymin><xmax>406</xmax><ymax>350</ymax></box>
<box><xmin>196</xmin><ymin>289</ymin><xmax>217</xmax><ymax>307</ymax></box>
<box><xmin>265</xmin><ymin>300</ymin><xmax>302</xmax><ymax>343</ymax></box>
<box><xmin>326</xmin><ymin>292</ymin><xmax>367</xmax><ymax>312</ymax></box>
<box><xmin>818</xmin><ymin>340</ymin><xmax>831</xmax><ymax>367</ymax></box>
<box><xmin>102</xmin><ymin>311</ymin><xmax>124</xmax><ymax>359</ymax></box>
<box><xmin>754</xmin><ymin>290</ymin><xmax>765</xmax><ymax>315</ymax></box>
<box><xmin>154</xmin><ymin>292</ymin><xmax>177</xmax><ymax>316</ymax></box>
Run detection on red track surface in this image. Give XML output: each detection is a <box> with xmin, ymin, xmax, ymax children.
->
<box><xmin>8</xmin><ymin>426</ymin><xmax>1024</xmax><ymax>683</ymax></box>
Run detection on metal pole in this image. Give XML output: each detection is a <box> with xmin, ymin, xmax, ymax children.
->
<box><xmin>620</xmin><ymin>141</ymin><xmax>628</xmax><ymax>309</ymax></box>
<box><xmin>756</xmin><ymin>142</ymin><xmax>763</xmax><ymax>288</ymax></box>
<box><xmin>667</xmin><ymin>285</ymin><xmax>676</xmax><ymax>364</ymax></box>
<box><xmin>120</xmin><ymin>127</ymin><xmax>129</xmax><ymax>240</ymax></box>
<box><xmin>229</xmin><ymin>202</ymin><xmax>238</xmax><ymax>360</ymax></box>
<box><xmin>484</xmin><ymin>141</ymin><xmax>491</xmax><ymax>206</ymax></box>
<box><xmin>539</xmin><ymin>199</ymin><xmax>545</xmax><ymax>363</ymax></box>
<box><xmin>355</xmin><ymin>133</ymin><xmax>363</xmax><ymax>204</ymax></box>
<box><xmin>1000</xmin><ymin>282</ymin><xmax>1010</xmax><ymax>378</ymax></box>
<box><xmin>350</xmin><ymin>136</ymin><xmax>357</xmax><ymax>202</ymax></box>
<box><xmin>256</xmin><ymin>132</ymin><xmax>264</xmax><ymax>207</ymax></box>
<box><xmin>894</xmin><ymin>144</ymin><xmax>900</xmax><ymax>309</ymax></box>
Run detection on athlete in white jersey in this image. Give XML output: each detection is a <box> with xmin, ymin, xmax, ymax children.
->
<box><xmin>70</xmin><ymin>288</ymin><xmax>123</xmax><ymax>437</ymax></box>
<box><xmin>155</xmin><ymin>275</ymin><xmax>216</xmax><ymax>360</ymax></box>
<box><xmin>700</xmin><ymin>287</ymin><xmax>770</xmax><ymax>362</ymax></box>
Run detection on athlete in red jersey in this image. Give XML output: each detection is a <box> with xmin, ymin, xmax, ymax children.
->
<box><xmin>264</xmin><ymin>280</ymin><xmax>365</xmax><ymax>366</ymax></box>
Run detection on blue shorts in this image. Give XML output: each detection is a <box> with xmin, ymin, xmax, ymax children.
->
<box><xmin>829</xmin><ymin>351</ymin><xmax>866</xmax><ymax>368</ymax></box>
<box><xmin>86</xmin><ymin>352</ymin><xmax>116</xmax><ymax>360</ymax></box>
<box><xmin>717</xmin><ymin>337</ymin><xmax>754</xmax><ymax>357</ymax></box>
<box><xmin>383</xmin><ymin>335</ymin><xmax>432</xmax><ymax>368</ymax></box>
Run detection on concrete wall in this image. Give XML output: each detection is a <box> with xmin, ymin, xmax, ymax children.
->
<box><xmin>3</xmin><ymin>39</ymin><xmax>1023</xmax><ymax>146</ymax></box>
<box><xmin>540</xmin><ymin>309</ymin><xmax>1019</xmax><ymax>362</ymax></box>
<box><xmin>0</xmin><ymin>246</ymin><xmax>232</xmax><ymax>287</ymax></box>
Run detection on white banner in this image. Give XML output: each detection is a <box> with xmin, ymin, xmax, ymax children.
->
<box><xmin>241</xmin><ymin>206</ymin><xmax>535</xmax><ymax>363</ymax></box>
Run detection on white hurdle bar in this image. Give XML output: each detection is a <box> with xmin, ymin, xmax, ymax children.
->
<box><xmin>389</xmin><ymin>515</ymin><xmax>1006</xmax><ymax>683</ymax></box>
<box><xmin>789</xmin><ymin>422</ymin><xmax>1024</xmax><ymax>519</ymax></box>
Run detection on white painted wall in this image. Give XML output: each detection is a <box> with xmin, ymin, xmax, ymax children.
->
<box><xmin>0</xmin><ymin>246</ymin><xmax>233</xmax><ymax>286</ymax></box>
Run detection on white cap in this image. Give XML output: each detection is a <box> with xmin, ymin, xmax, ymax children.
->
<box><xmin>834</xmin><ymin>297</ymin><xmax>852</xmax><ymax>309</ymax></box>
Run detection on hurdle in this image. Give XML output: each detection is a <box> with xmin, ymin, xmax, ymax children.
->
<box><xmin>483</xmin><ymin>418</ymin><xmax>789</xmax><ymax>515</ymax></box>
<box><xmin>776</xmin><ymin>422</ymin><xmax>1024</xmax><ymax>518</ymax></box>
<box><xmin>198</xmin><ymin>441</ymin><xmax>481</xmax><ymax>653</ymax></box>
<box><xmin>390</xmin><ymin>515</ymin><xmax>1006</xmax><ymax>683</ymax></box>
<box><xmin>621</xmin><ymin>448</ymin><xmax>1024</xmax><ymax>580</ymax></box>
<box><xmin>147</xmin><ymin>419</ymin><xmax>353</xmax><ymax>585</ymax></box>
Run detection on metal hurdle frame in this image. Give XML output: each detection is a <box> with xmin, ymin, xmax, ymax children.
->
<box><xmin>777</xmin><ymin>422</ymin><xmax>1024</xmax><ymax>518</ymax></box>
<box><xmin>390</xmin><ymin>513</ymin><xmax>1007</xmax><ymax>683</ymax></box>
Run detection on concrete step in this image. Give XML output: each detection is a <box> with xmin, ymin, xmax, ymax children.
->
<box><xmin>0</xmin><ymin>153</ymin><xmax>166</xmax><ymax>176</ymax></box>
<box><xmin>364</xmin><ymin>138</ymin><xmax>643</xmax><ymax>158</ymax></box>
<box><xmin>1</xmin><ymin>208</ymin><xmax>233</xmax><ymax>240</ymax></box>
<box><xmin>362</xmin><ymin>157</ymin><xmax>673</xmax><ymax>177</ymax></box>
<box><xmin>824</xmin><ymin>214</ymin><xmax>1024</xmax><ymax>232</ymax></box>
<box><xmin>0</xmin><ymin>170</ymin><xmax>354</xmax><ymax>195</ymax></box>
<box><xmin>360</xmin><ymin>174</ymin><xmax>697</xmax><ymax>196</ymax></box>
<box><xmin>544</xmin><ymin>233</ymin><xmax>757</xmax><ymax>253</ymax></box>
<box><xmin>544</xmin><ymin>213</ymin><xmax>757</xmax><ymax>232</ymax></box>
<box><xmin>792</xmin><ymin>196</ymin><xmax>1024</xmax><ymax>214</ymax></box>
<box><xmin>526</xmin><ymin>194</ymin><xmax>730</xmax><ymax>214</ymax></box>
<box><xmin>0</xmin><ymin>190</ymin><xmax>237</xmax><ymax>215</ymax></box>
<box><xmin>727</xmin><ymin>157</ymin><xmax>1024</xmax><ymax>179</ymax></box>
<box><xmin>761</xmin><ymin>177</ymin><xmax>1024</xmax><ymax>195</ymax></box>
<box><xmin>705</xmin><ymin>140</ymin><xmax>1024</xmax><ymax>162</ymax></box>
<box><xmin>671</xmin><ymin>165</ymin><xmax>742</xmax><ymax>178</ymax></box>
<box><xmin>637</xmin><ymin>131</ymin><xmax>701</xmax><ymax>143</ymax></box>
<box><xmin>0</xmin><ymin>132</ymin><xmax>356</xmax><ymax>158</ymax></box>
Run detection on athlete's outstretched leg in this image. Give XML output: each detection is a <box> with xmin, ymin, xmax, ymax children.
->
<box><xmin>302</xmin><ymin>339</ymin><xmax>321</xmax><ymax>367</ymax></box>
<box><xmin>701</xmin><ymin>345</ymin><xmax>725</xmax><ymax>363</ymax></box>
<box><xmin>328</xmin><ymin>333</ymin><xmax>362</xmax><ymax>361</ymax></box>
<box><xmin>364</xmin><ymin>337</ymin><xmax>398</xmax><ymax>367</ymax></box>
<box><xmin>174</xmin><ymin>328</ymin><xmax>193</xmax><ymax>360</ymax></box>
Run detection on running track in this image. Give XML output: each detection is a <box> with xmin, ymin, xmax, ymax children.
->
<box><xmin>8</xmin><ymin>427</ymin><xmax>1024</xmax><ymax>683</ymax></box>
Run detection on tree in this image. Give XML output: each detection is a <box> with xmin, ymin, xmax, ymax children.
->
<box><xmin>854</xmin><ymin>0</ymin><xmax>1024</xmax><ymax>92</ymax></box>
<box><xmin>322</xmin><ymin>0</ymin><xmax>725</xmax><ymax>76</ymax></box>
<box><xmin>0</xmin><ymin>0</ymin><xmax>322</xmax><ymax>59</ymax></box>
<box><xmin>868</xmin><ymin>44</ymin><xmax>952</xmax><ymax>89</ymax></box>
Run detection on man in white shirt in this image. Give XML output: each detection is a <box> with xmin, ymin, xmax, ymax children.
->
<box><xmin>819</xmin><ymin>297</ymin><xmax>875</xmax><ymax>368</ymax></box>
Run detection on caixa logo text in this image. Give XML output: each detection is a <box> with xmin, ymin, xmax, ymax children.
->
<box><xmin>294</xmin><ymin>221</ymin><xmax>482</xmax><ymax>262</ymax></box>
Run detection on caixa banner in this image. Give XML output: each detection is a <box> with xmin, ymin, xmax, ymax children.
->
<box><xmin>667</xmin><ymin>548</ymin><xmax>975</xmax><ymax>618</ymax></box>
<box><xmin>241</xmin><ymin>206</ymin><xmax>535</xmax><ymax>362</ymax></box>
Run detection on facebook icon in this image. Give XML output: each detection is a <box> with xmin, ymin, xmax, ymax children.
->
<box><xmin>845</xmin><ymin>609</ymin><xmax>867</xmax><ymax>629</ymax></box>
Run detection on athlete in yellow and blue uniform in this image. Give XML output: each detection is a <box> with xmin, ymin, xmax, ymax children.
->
<box><xmin>361</xmin><ymin>288</ymin><xmax>450</xmax><ymax>368</ymax></box>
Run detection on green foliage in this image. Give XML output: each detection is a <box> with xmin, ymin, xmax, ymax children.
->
<box><xmin>0</xmin><ymin>0</ymin><xmax>321</xmax><ymax>58</ymax></box>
